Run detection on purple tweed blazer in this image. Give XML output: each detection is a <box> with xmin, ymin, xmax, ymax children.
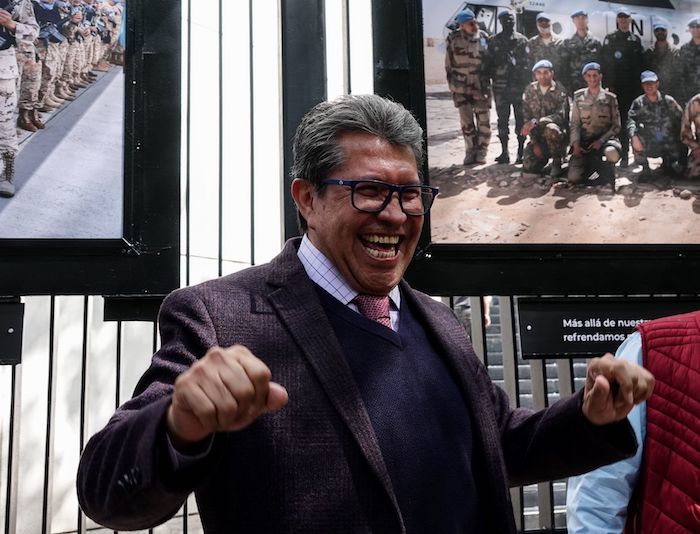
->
<box><xmin>77</xmin><ymin>238</ymin><xmax>636</xmax><ymax>533</ymax></box>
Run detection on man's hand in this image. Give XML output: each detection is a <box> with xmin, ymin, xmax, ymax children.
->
<box><xmin>166</xmin><ymin>345</ymin><xmax>288</xmax><ymax>449</ymax></box>
<box><xmin>520</xmin><ymin>121</ymin><xmax>535</xmax><ymax>137</ymax></box>
<box><xmin>631</xmin><ymin>135</ymin><xmax>644</xmax><ymax>153</ymax></box>
<box><xmin>582</xmin><ymin>353</ymin><xmax>654</xmax><ymax>425</ymax></box>
<box><xmin>0</xmin><ymin>9</ymin><xmax>16</xmax><ymax>31</ymax></box>
<box><xmin>691</xmin><ymin>146</ymin><xmax>700</xmax><ymax>160</ymax></box>
<box><xmin>589</xmin><ymin>139</ymin><xmax>604</xmax><ymax>151</ymax></box>
<box><xmin>573</xmin><ymin>143</ymin><xmax>584</xmax><ymax>157</ymax></box>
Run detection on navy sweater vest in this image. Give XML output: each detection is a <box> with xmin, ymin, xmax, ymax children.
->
<box><xmin>316</xmin><ymin>286</ymin><xmax>483</xmax><ymax>533</ymax></box>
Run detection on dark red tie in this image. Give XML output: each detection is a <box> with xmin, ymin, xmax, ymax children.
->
<box><xmin>353</xmin><ymin>294</ymin><xmax>392</xmax><ymax>328</ymax></box>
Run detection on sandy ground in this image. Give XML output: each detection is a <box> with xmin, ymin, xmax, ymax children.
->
<box><xmin>426</xmin><ymin>86</ymin><xmax>700</xmax><ymax>245</ymax></box>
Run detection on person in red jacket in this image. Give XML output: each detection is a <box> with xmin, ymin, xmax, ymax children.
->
<box><xmin>567</xmin><ymin>310</ymin><xmax>700</xmax><ymax>533</ymax></box>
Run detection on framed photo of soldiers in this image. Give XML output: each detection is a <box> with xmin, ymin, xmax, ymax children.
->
<box><xmin>372</xmin><ymin>0</ymin><xmax>700</xmax><ymax>295</ymax></box>
<box><xmin>0</xmin><ymin>0</ymin><xmax>180</xmax><ymax>297</ymax></box>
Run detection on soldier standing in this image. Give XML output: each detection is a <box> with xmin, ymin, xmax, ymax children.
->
<box><xmin>32</xmin><ymin>0</ymin><xmax>69</xmax><ymax>112</ymax></box>
<box><xmin>600</xmin><ymin>8</ymin><xmax>643</xmax><ymax>168</ymax></box>
<box><xmin>568</xmin><ymin>62</ymin><xmax>622</xmax><ymax>188</ymax></box>
<box><xmin>643</xmin><ymin>20</ymin><xmax>680</xmax><ymax>103</ymax></box>
<box><xmin>0</xmin><ymin>0</ymin><xmax>39</xmax><ymax>198</ymax></box>
<box><xmin>444</xmin><ymin>9</ymin><xmax>491</xmax><ymax>166</ymax></box>
<box><xmin>526</xmin><ymin>12</ymin><xmax>562</xmax><ymax>74</ymax></box>
<box><xmin>487</xmin><ymin>9</ymin><xmax>529</xmax><ymax>164</ymax></box>
<box><xmin>678</xmin><ymin>17</ymin><xmax>700</xmax><ymax>108</ymax></box>
<box><xmin>681</xmin><ymin>92</ymin><xmax>700</xmax><ymax>179</ymax></box>
<box><xmin>16</xmin><ymin>8</ymin><xmax>43</xmax><ymax>133</ymax></box>
<box><xmin>520</xmin><ymin>60</ymin><xmax>569</xmax><ymax>178</ymax></box>
<box><xmin>628</xmin><ymin>70</ymin><xmax>684</xmax><ymax>183</ymax></box>
<box><xmin>560</xmin><ymin>10</ymin><xmax>602</xmax><ymax>96</ymax></box>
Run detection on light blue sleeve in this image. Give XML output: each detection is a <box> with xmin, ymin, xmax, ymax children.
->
<box><xmin>565</xmin><ymin>332</ymin><xmax>646</xmax><ymax>534</ymax></box>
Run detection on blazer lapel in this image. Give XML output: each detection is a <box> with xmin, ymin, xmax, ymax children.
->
<box><xmin>266</xmin><ymin>241</ymin><xmax>404</xmax><ymax>530</ymax></box>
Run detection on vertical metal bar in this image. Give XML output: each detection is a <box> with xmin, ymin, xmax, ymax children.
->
<box><xmin>343</xmin><ymin>0</ymin><xmax>351</xmax><ymax>93</ymax></box>
<box><xmin>249</xmin><ymin>0</ymin><xmax>256</xmax><ymax>265</ymax></box>
<box><xmin>498</xmin><ymin>296</ymin><xmax>523</xmax><ymax>530</ymax></box>
<box><xmin>114</xmin><ymin>320</ymin><xmax>122</xmax><ymax>534</ymax></box>
<box><xmin>470</xmin><ymin>296</ymin><xmax>486</xmax><ymax>363</ymax></box>
<box><xmin>185</xmin><ymin>0</ymin><xmax>192</xmax><ymax>287</ymax></box>
<box><xmin>77</xmin><ymin>296</ymin><xmax>89</xmax><ymax>534</ymax></box>
<box><xmin>4</xmin><ymin>366</ymin><xmax>18</xmax><ymax>534</ymax></box>
<box><xmin>218</xmin><ymin>0</ymin><xmax>224</xmax><ymax>277</ymax></box>
<box><xmin>41</xmin><ymin>297</ymin><xmax>56</xmax><ymax>534</ymax></box>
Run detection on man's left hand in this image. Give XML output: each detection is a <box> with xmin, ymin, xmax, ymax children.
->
<box><xmin>582</xmin><ymin>353</ymin><xmax>654</xmax><ymax>425</ymax></box>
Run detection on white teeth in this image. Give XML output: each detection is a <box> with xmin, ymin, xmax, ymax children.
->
<box><xmin>365</xmin><ymin>247</ymin><xmax>397</xmax><ymax>259</ymax></box>
<box><xmin>364</xmin><ymin>235</ymin><xmax>399</xmax><ymax>244</ymax></box>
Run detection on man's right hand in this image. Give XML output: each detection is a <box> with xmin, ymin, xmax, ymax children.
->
<box><xmin>631</xmin><ymin>135</ymin><xmax>644</xmax><ymax>153</ymax></box>
<box><xmin>166</xmin><ymin>345</ymin><xmax>288</xmax><ymax>449</ymax></box>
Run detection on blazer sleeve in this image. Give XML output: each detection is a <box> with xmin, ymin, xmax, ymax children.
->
<box><xmin>76</xmin><ymin>288</ymin><xmax>227</xmax><ymax>530</ymax></box>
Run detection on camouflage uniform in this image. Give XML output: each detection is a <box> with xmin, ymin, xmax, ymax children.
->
<box><xmin>445</xmin><ymin>27</ymin><xmax>491</xmax><ymax>163</ymax></box>
<box><xmin>526</xmin><ymin>34</ymin><xmax>562</xmax><ymax>73</ymax></box>
<box><xmin>568</xmin><ymin>87</ymin><xmax>622</xmax><ymax>185</ymax></box>
<box><xmin>0</xmin><ymin>0</ymin><xmax>39</xmax><ymax>197</ymax></box>
<box><xmin>521</xmin><ymin>80</ymin><xmax>569</xmax><ymax>173</ymax></box>
<box><xmin>678</xmin><ymin>40</ymin><xmax>700</xmax><ymax>108</ymax></box>
<box><xmin>487</xmin><ymin>28</ymin><xmax>530</xmax><ymax>159</ymax></box>
<box><xmin>559</xmin><ymin>32</ymin><xmax>601</xmax><ymax>95</ymax></box>
<box><xmin>32</xmin><ymin>0</ymin><xmax>67</xmax><ymax>109</ymax></box>
<box><xmin>627</xmin><ymin>92</ymin><xmax>683</xmax><ymax>170</ymax></box>
<box><xmin>681</xmin><ymin>93</ymin><xmax>700</xmax><ymax>178</ymax></box>
<box><xmin>643</xmin><ymin>43</ymin><xmax>680</xmax><ymax>102</ymax></box>
<box><xmin>601</xmin><ymin>29</ymin><xmax>644</xmax><ymax>163</ymax></box>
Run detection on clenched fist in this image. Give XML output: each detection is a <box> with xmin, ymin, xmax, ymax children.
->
<box><xmin>582</xmin><ymin>353</ymin><xmax>654</xmax><ymax>426</ymax></box>
<box><xmin>166</xmin><ymin>345</ymin><xmax>288</xmax><ymax>449</ymax></box>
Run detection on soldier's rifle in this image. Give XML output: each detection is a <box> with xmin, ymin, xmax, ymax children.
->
<box><xmin>0</xmin><ymin>0</ymin><xmax>26</xmax><ymax>49</ymax></box>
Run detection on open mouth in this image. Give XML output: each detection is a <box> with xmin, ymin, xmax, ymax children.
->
<box><xmin>360</xmin><ymin>234</ymin><xmax>401</xmax><ymax>259</ymax></box>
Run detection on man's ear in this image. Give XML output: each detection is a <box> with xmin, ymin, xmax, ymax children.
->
<box><xmin>291</xmin><ymin>178</ymin><xmax>315</xmax><ymax>222</ymax></box>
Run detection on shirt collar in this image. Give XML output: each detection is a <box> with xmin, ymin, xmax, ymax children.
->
<box><xmin>297</xmin><ymin>234</ymin><xmax>401</xmax><ymax>310</ymax></box>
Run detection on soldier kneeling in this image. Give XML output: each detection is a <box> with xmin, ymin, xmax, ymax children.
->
<box><xmin>521</xmin><ymin>60</ymin><xmax>569</xmax><ymax>179</ymax></box>
<box><xmin>568</xmin><ymin>62</ymin><xmax>621</xmax><ymax>188</ymax></box>
<box><xmin>628</xmin><ymin>70</ymin><xmax>684</xmax><ymax>184</ymax></box>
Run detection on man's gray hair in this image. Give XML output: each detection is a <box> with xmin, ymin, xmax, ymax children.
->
<box><xmin>291</xmin><ymin>94</ymin><xmax>424</xmax><ymax>188</ymax></box>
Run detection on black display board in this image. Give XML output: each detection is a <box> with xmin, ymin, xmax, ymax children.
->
<box><xmin>517</xmin><ymin>296</ymin><xmax>700</xmax><ymax>358</ymax></box>
<box><xmin>0</xmin><ymin>0</ymin><xmax>180</xmax><ymax>299</ymax></box>
<box><xmin>371</xmin><ymin>0</ymin><xmax>700</xmax><ymax>296</ymax></box>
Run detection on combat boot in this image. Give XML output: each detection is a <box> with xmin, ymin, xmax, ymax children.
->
<box><xmin>17</xmin><ymin>109</ymin><xmax>37</xmax><ymax>132</ymax></box>
<box><xmin>475</xmin><ymin>150</ymin><xmax>488</xmax><ymax>164</ymax></box>
<box><xmin>47</xmin><ymin>94</ymin><xmax>65</xmax><ymax>107</ymax></box>
<box><xmin>0</xmin><ymin>152</ymin><xmax>15</xmax><ymax>198</ymax></box>
<box><xmin>515</xmin><ymin>136</ymin><xmax>525</xmax><ymax>164</ymax></box>
<box><xmin>549</xmin><ymin>158</ymin><xmax>562</xmax><ymax>179</ymax></box>
<box><xmin>638</xmin><ymin>164</ymin><xmax>653</xmax><ymax>182</ymax></box>
<box><xmin>30</xmin><ymin>110</ymin><xmax>45</xmax><ymax>129</ymax></box>
<box><xmin>56</xmin><ymin>87</ymin><xmax>75</xmax><ymax>101</ymax></box>
<box><xmin>495</xmin><ymin>136</ymin><xmax>510</xmax><ymax>164</ymax></box>
<box><xmin>463</xmin><ymin>152</ymin><xmax>475</xmax><ymax>166</ymax></box>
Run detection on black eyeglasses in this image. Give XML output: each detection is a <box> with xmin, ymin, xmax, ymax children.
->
<box><xmin>321</xmin><ymin>179</ymin><xmax>439</xmax><ymax>216</ymax></box>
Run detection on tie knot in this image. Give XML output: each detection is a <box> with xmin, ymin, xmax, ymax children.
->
<box><xmin>353</xmin><ymin>294</ymin><xmax>392</xmax><ymax>328</ymax></box>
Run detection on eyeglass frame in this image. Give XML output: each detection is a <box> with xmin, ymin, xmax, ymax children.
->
<box><xmin>321</xmin><ymin>178</ymin><xmax>439</xmax><ymax>216</ymax></box>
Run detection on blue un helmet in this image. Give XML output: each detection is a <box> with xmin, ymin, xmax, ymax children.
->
<box><xmin>455</xmin><ymin>9</ymin><xmax>475</xmax><ymax>24</ymax></box>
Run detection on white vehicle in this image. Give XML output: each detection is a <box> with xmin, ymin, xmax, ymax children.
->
<box><xmin>444</xmin><ymin>0</ymin><xmax>699</xmax><ymax>47</ymax></box>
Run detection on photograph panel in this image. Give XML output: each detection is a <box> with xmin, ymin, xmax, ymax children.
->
<box><xmin>424</xmin><ymin>0</ymin><xmax>700</xmax><ymax>245</ymax></box>
<box><xmin>0</xmin><ymin>0</ymin><xmax>125</xmax><ymax>238</ymax></box>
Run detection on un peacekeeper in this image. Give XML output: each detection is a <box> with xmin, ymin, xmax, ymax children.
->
<box><xmin>486</xmin><ymin>9</ymin><xmax>529</xmax><ymax>164</ymax></box>
<box><xmin>445</xmin><ymin>8</ymin><xmax>491</xmax><ymax>166</ymax></box>
<box><xmin>600</xmin><ymin>8</ymin><xmax>643</xmax><ymax>168</ymax></box>
<box><xmin>678</xmin><ymin>16</ymin><xmax>700</xmax><ymax>108</ymax></box>
<box><xmin>628</xmin><ymin>71</ymin><xmax>684</xmax><ymax>183</ymax></box>
<box><xmin>526</xmin><ymin>12</ymin><xmax>562</xmax><ymax>73</ymax></box>
<box><xmin>560</xmin><ymin>10</ymin><xmax>602</xmax><ymax>96</ymax></box>
<box><xmin>0</xmin><ymin>0</ymin><xmax>39</xmax><ymax>199</ymax></box>
<box><xmin>643</xmin><ymin>20</ymin><xmax>680</xmax><ymax>103</ymax></box>
<box><xmin>568</xmin><ymin>62</ymin><xmax>622</xmax><ymax>188</ymax></box>
<box><xmin>520</xmin><ymin>60</ymin><xmax>569</xmax><ymax>178</ymax></box>
<box><xmin>681</xmin><ymin>92</ymin><xmax>700</xmax><ymax>179</ymax></box>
